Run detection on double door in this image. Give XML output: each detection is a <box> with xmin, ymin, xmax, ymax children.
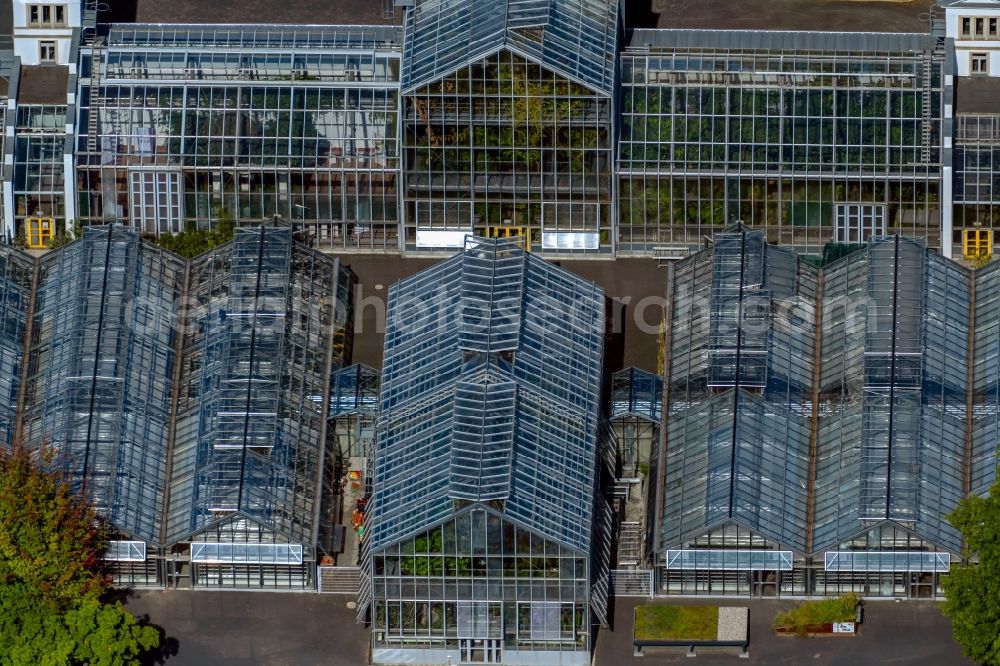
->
<box><xmin>459</xmin><ymin>638</ymin><xmax>502</xmax><ymax>663</ymax></box>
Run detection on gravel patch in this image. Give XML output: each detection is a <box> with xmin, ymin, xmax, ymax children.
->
<box><xmin>717</xmin><ymin>606</ymin><xmax>749</xmax><ymax>641</ymax></box>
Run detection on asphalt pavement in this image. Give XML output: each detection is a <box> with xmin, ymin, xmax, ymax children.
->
<box><xmin>125</xmin><ymin>591</ymin><xmax>971</xmax><ymax>666</ymax></box>
<box><xmin>126</xmin><ymin>590</ymin><xmax>369</xmax><ymax>665</ymax></box>
<box><xmin>596</xmin><ymin>597</ymin><xmax>973</xmax><ymax>666</ymax></box>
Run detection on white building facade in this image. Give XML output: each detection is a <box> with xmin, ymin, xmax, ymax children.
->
<box><xmin>11</xmin><ymin>0</ymin><xmax>81</xmax><ymax>66</ymax></box>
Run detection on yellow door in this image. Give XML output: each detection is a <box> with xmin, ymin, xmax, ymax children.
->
<box><xmin>963</xmin><ymin>228</ymin><xmax>993</xmax><ymax>262</ymax></box>
<box><xmin>486</xmin><ymin>226</ymin><xmax>530</xmax><ymax>252</ymax></box>
<box><xmin>26</xmin><ymin>218</ymin><xmax>55</xmax><ymax>249</ymax></box>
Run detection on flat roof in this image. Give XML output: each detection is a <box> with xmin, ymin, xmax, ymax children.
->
<box><xmin>624</xmin><ymin>0</ymin><xmax>936</xmax><ymax>33</ymax></box>
<box><xmin>17</xmin><ymin>65</ymin><xmax>69</xmax><ymax>105</ymax></box>
<box><xmin>104</xmin><ymin>0</ymin><xmax>401</xmax><ymax>26</ymax></box>
<box><xmin>955</xmin><ymin>76</ymin><xmax>1000</xmax><ymax>114</ymax></box>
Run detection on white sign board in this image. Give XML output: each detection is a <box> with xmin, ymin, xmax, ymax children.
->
<box><xmin>832</xmin><ymin>622</ymin><xmax>855</xmax><ymax>634</ymax></box>
<box><xmin>415</xmin><ymin>229</ymin><xmax>470</xmax><ymax>248</ymax></box>
<box><xmin>541</xmin><ymin>231</ymin><xmax>600</xmax><ymax>250</ymax></box>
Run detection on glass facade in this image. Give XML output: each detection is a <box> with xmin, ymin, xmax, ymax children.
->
<box><xmin>401</xmin><ymin>0</ymin><xmax>617</xmax><ymax>254</ymax></box>
<box><xmin>0</xmin><ymin>56</ymin><xmax>11</xmax><ymax>236</ymax></box>
<box><xmin>366</xmin><ymin>237</ymin><xmax>607</xmax><ymax>663</ymax></box>
<box><xmin>19</xmin><ymin>0</ymin><xmax>1000</xmax><ymax>259</ymax></box>
<box><xmin>13</xmin><ymin>105</ymin><xmax>68</xmax><ymax>240</ymax></box>
<box><xmin>658</xmin><ymin>227</ymin><xmax>993</xmax><ymax>597</ymax></box>
<box><xmin>953</xmin><ymin>113</ymin><xmax>1000</xmax><ymax>251</ymax></box>
<box><xmin>619</xmin><ymin>31</ymin><xmax>947</xmax><ymax>256</ymax></box>
<box><xmin>76</xmin><ymin>25</ymin><xmax>402</xmax><ymax>250</ymax></box>
<box><xmin>19</xmin><ymin>1</ymin><xmax>1000</xmax><ymax>259</ymax></box>
<box><xmin>0</xmin><ymin>246</ymin><xmax>34</xmax><ymax>445</ymax></box>
<box><xmin>0</xmin><ymin>223</ymin><xmax>355</xmax><ymax>588</ymax></box>
<box><xmin>401</xmin><ymin>0</ymin><xmax>619</xmax><ymax>244</ymax></box>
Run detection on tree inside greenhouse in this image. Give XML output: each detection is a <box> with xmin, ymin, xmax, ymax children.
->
<box><xmin>0</xmin><ymin>444</ymin><xmax>160</xmax><ymax>665</ymax></box>
<box><xmin>942</xmin><ymin>482</ymin><xmax>1000</xmax><ymax>665</ymax></box>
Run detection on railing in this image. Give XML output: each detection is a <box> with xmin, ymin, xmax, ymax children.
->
<box><xmin>610</xmin><ymin>569</ymin><xmax>654</xmax><ymax>597</ymax></box>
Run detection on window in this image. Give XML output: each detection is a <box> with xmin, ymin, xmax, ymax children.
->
<box><xmin>834</xmin><ymin>203</ymin><xmax>887</xmax><ymax>244</ymax></box>
<box><xmin>39</xmin><ymin>41</ymin><xmax>56</xmax><ymax>64</ymax></box>
<box><xmin>26</xmin><ymin>4</ymin><xmax>67</xmax><ymax>27</ymax></box>
<box><xmin>972</xmin><ymin>52</ymin><xmax>990</xmax><ymax>75</ymax></box>
<box><xmin>960</xmin><ymin>15</ymin><xmax>998</xmax><ymax>39</ymax></box>
<box><xmin>129</xmin><ymin>170</ymin><xmax>183</xmax><ymax>235</ymax></box>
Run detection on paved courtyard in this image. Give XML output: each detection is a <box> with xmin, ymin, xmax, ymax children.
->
<box><xmin>126</xmin><ymin>590</ymin><xmax>369</xmax><ymax>665</ymax></box>
<box><xmin>126</xmin><ymin>591</ymin><xmax>970</xmax><ymax>666</ymax></box>
<box><xmin>336</xmin><ymin>254</ymin><xmax>667</xmax><ymax>375</ymax></box>
<box><xmin>596</xmin><ymin>598</ymin><xmax>973</xmax><ymax>666</ymax></box>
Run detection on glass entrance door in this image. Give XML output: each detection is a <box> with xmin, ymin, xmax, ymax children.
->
<box><xmin>459</xmin><ymin>638</ymin><xmax>502</xmax><ymax>663</ymax></box>
<box><xmin>908</xmin><ymin>572</ymin><xmax>934</xmax><ymax>598</ymax></box>
<box><xmin>752</xmin><ymin>570</ymin><xmax>779</xmax><ymax>597</ymax></box>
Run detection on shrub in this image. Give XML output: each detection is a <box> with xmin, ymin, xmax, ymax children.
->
<box><xmin>772</xmin><ymin>594</ymin><xmax>859</xmax><ymax>633</ymax></box>
<box><xmin>634</xmin><ymin>605</ymin><xmax>719</xmax><ymax>641</ymax></box>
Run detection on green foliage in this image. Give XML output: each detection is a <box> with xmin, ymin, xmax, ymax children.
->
<box><xmin>48</xmin><ymin>221</ymin><xmax>84</xmax><ymax>251</ymax></box>
<box><xmin>772</xmin><ymin>594</ymin><xmax>858</xmax><ymax>632</ymax></box>
<box><xmin>942</xmin><ymin>484</ymin><xmax>1000</xmax><ymax>665</ymax></box>
<box><xmin>634</xmin><ymin>605</ymin><xmax>718</xmax><ymax>641</ymax></box>
<box><xmin>154</xmin><ymin>212</ymin><xmax>235</xmax><ymax>259</ymax></box>
<box><xmin>969</xmin><ymin>253</ymin><xmax>993</xmax><ymax>270</ymax></box>
<box><xmin>0</xmin><ymin>445</ymin><xmax>160</xmax><ymax>665</ymax></box>
<box><xmin>62</xmin><ymin>597</ymin><xmax>160</xmax><ymax>665</ymax></box>
<box><xmin>0</xmin><ymin>446</ymin><xmax>105</xmax><ymax>605</ymax></box>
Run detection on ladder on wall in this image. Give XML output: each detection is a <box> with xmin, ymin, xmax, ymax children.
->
<box><xmin>920</xmin><ymin>53</ymin><xmax>933</xmax><ymax>164</ymax></box>
<box><xmin>86</xmin><ymin>44</ymin><xmax>102</xmax><ymax>154</ymax></box>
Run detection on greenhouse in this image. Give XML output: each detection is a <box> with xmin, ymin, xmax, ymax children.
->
<box><xmin>608</xmin><ymin>367</ymin><xmax>663</xmax><ymax>569</ymax></box>
<box><xmin>0</xmin><ymin>222</ymin><xmax>357</xmax><ymax>589</ymax></box>
<box><xmin>363</xmin><ymin>236</ymin><xmax>610</xmax><ymax>664</ymax></box>
<box><xmin>75</xmin><ymin>24</ymin><xmax>402</xmax><ymax>250</ymax></box>
<box><xmin>400</xmin><ymin>0</ymin><xmax>618</xmax><ymax>254</ymax></box>
<box><xmin>618</xmin><ymin>30</ymin><xmax>949</xmax><ymax>257</ymax></box>
<box><xmin>657</xmin><ymin>226</ymin><xmax>995</xmax><ymax>598</ymax></box>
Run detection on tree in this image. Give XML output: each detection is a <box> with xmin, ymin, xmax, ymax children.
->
<box><xmin>942</xmin><ymin>483</ymin><xmax>1000</xmax><ymax>665</ymax></box>
<box><xmin>0</xmin><ymin>445</ymin><xmax>159</xmax><ymax>665</ymax></box>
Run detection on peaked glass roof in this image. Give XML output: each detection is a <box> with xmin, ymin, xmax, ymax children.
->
<box><xmin>402</xmin><ymin>0</ymin><xmax>618</xmax><ymax>93</ymax></box>
<box><xmin>370</xmin><ymin>237</ymin><xmax>605</xmax><ymax>552</ymax></box>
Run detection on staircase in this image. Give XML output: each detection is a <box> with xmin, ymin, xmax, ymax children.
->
<box><xmin>317</xmin><ymin>565</ymin><xmax>361</xmax><ymax>594</ymax></box>
<box><xmin>609</xmin><ymin>569</ymin><xmax>653</xmax><ymax>597</ymax></box>
<box><xmin>617</xmin><ymin>521</ymin><xmax>642</xmax><ymax>567</ymax></box>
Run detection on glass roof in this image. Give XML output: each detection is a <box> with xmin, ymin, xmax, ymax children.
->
<box><xmin>402</xmin><ymin>0</ymin><xmax>618</xmax><ymax>93</ymax></box>
<box><xmin>609</xmin><ymin>367</ymin><xmax>663</xmax><ymax>423</ymax></box>
<box><xmin>664</xmin><ymin>228</ymin><xmax>976</xmax><ymax>557</ymax></box>
<box><xmin>0</xmin><ymin>224</ymin><xmax>354</xmax><ymax>550</ymax></box>
<box><xmin>369</xmin><ymin>236</ymin><xmax>605</xmax><ymax>553</ymax></box>
<box><xmin>329</xmin><ymin>363</ymin><xmax>381</xmax><ymax>417</ymax></box>
<box><xmin>167</xmin><ymin>225</ymin><xmax>354</xmax><ymax>546</ymax></box>
<box><xmin>108</xmin><ymin>24</ymin><xmax>401</xmax><ymax>50</ymax></box>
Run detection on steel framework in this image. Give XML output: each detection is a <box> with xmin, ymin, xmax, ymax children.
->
<box><xmin>0</xmin><ymin>222</ymin><xmax>355</xmax><ymax>588</ymax></box>
<box><xmin>365</xmin><ymin>236</ymin><xmax>607</xmax><ymax>664</ymax></box>
<box><xmin>658</xmin><ymin>226</ymin><xmax>991</xmax><ymax>597</ymax></box>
